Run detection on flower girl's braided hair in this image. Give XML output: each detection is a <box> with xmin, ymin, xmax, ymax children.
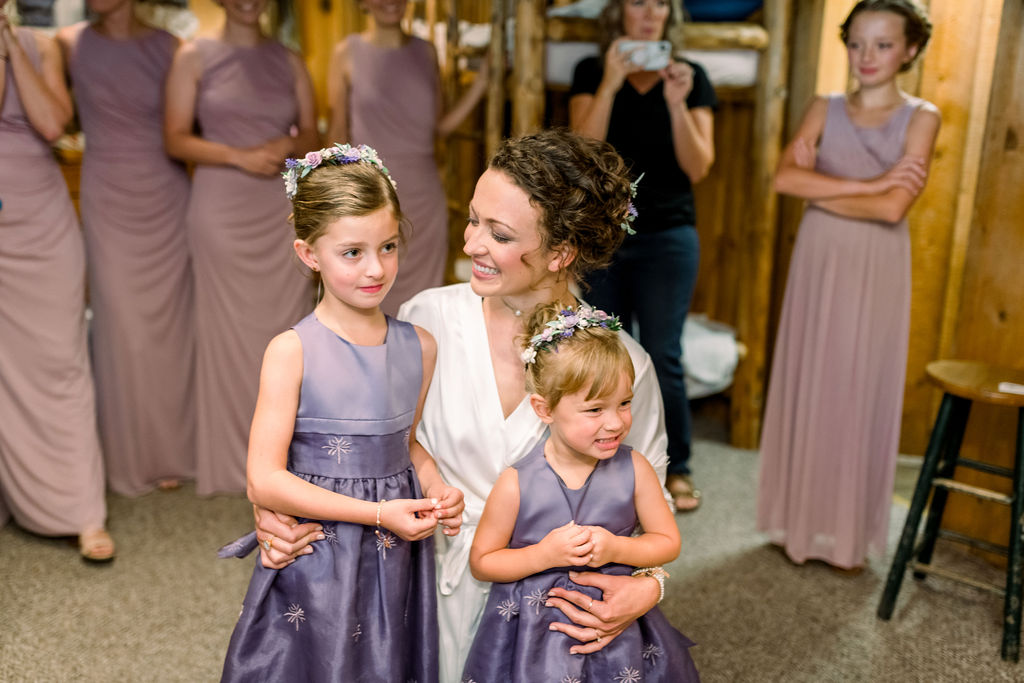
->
<box><xmin>488</xmin><ymin>129</ymin><xmax>636</xmax><ymax>288</ymax></box>
<box><xmin>287</xmin><ymin>146</ymin><xmax>406</xmax><ymax>302</ymax></box>
<box><xmin>521</xmin><ymin>301</ymin><xmax>635</xmax><ymax>410</ymax></box>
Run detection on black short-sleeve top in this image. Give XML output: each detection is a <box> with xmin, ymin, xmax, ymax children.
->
<box><xmin>569</xmin><ymin>55</ymin><xmax>717</xmax><ymax>232</ymax></box>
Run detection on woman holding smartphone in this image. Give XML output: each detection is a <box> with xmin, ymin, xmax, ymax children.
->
<box><xmin>569</xmin><ymin>0</ymin><xmax>716</xmax><ymax>512</ymax></box>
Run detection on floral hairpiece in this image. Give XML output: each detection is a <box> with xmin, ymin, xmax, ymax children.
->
<box><xmin>620</xmin><ymin>172</ymin><xmax>643</xmax><ymax>235</ymax></box>
<box><xmin>282</xmin><ymin>143</ymin><xmax>397</xmax><ymax>199</ymax></box>
<box><xmin>521</xmin><ymin>304</ymin><xmax>623</xmax><ymax>365</ymax></box>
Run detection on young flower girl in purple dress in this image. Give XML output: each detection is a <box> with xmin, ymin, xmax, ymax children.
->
<box><xmin>462</xmin><ymin>302</ymin><xmax>699</xmax><ymax>682</ymax></box>
<box><xmin>220</xmin><ymin>145</ymin><xmax>463</xmax><ymax>682</ymax></box>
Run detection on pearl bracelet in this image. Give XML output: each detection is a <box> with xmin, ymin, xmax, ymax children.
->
<box><xmin>631</xmin><ymin>566</ymin><xmax>669</xmax><ymax>603</ymax></box>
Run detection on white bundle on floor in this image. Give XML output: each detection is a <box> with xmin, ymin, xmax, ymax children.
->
<box><xmin>683</xmin><ymin>314</ymin><xmax>740</xmax><ymax>398</ymax></box>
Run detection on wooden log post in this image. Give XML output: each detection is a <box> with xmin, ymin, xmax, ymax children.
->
<box><xmin>486</xmin><ymin>0</ymin><xmax>508</xmax><ymax>158</ymax></box>
<box><xmin>513</xmin><ymin>0</ymin><xmax>547</xmax><ymax>136</ymax></box>
<box><xmin>729</xmin><ymin>0</ymin><xmax>792</xmax><ymax>449</ymax></box>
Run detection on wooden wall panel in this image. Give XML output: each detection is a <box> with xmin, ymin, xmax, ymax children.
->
<box><xmin>942</xmin><ymin>0</ymin><xmax>1023</xmax><ymax>553</ymax></box>
<box><xmin>898</xmin><ymin>0</ymin><xmax>1002</xmax><ymax>454</ymax></box>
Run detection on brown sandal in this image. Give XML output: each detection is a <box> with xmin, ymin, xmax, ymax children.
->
<box><xmin>666</xmin><ymin>474</ymin><xmax>702</xmax><ymax>513</ymax></box>
<box><xmin>79</xmin><ymin>528</ymin><xmax>116</xmax><ymax>564</ymax></box>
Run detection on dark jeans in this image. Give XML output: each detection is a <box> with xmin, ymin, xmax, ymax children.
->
<box><xmin>586</xmin><ymin>225</ymin><xmax>699</xmax><ymax>476</ymax></box>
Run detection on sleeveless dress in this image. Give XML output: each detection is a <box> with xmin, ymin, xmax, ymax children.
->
<box><xmin>0</xmin><ymin>28</ymin><xmax>107</xmax><ymax>535</ymax></box>
<box><xmin>67</xmin><ymin>25</ymin><xmax>195</xmax><ymax>496</ymax></box>
<box><xmin>221</xmin><ymin>313</ymin><xmax>438</xmax><ymax>683</ymax></box>
<box><xmin>461</xmin><ymin>443</ymin><xmax>699</xmax><ymax>683</ymax></box>
<box><xmin>187</xmin><ymin>39</ymin><xmax>312</xmax><ymax>495</ymax></box>
<box><xmin>346</xmin><ymin>35</ymin><xmax>448</xmax><ymax>316</ymax></box>
<box><xmin>757</xmin><ymin>94</ymin><xmax>918</xmax><ymax>569</ymax></box>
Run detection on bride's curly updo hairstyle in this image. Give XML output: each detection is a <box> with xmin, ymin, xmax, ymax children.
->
<box><xmin>487</xmin><ymin>128</ymin><xmax>635</xmax><ymax>287</ymax></box>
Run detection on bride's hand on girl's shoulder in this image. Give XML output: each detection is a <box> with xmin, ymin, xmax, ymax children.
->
<box><xmin>379</xmin><ymin>498</ymin><xmax>441</xmax><ymax>541</ymax></box>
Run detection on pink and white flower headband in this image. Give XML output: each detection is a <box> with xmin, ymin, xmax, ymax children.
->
<box><xmin>521</xmin><ymin>304</ymin><xmax>624</xmax><ymax>365</ymax></box>
<box><xmin>282</xmin><ymin>143</ymin><xmax>397</xmax><ymax>199</ymax></box>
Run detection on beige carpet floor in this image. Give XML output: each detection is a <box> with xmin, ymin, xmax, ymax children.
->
<box><xmin>1</xmin><ymin>432</ymin><xmax>1020</xmax><ymax>681</ymax></box>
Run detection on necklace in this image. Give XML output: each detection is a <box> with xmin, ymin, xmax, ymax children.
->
<box><xmin>499</xmin><ymin>297</ymin><xmax>522</xmax><ymax>317</ymax></box>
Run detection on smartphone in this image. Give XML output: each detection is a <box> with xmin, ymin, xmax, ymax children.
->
<box><xmin>618</xmin><ymin>40</ymin><xmax>672</xmax><ymax>71</ymax></box>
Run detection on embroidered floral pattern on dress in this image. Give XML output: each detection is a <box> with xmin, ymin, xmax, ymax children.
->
<box><xmin>525</xmin><ymin>588</ymin><xmax>547</xmax><ymax>615</ymax></box>
<box><xmin>375</xmin><ymin>530</ymin><xmax>397</xmax><ymax>559</ymax></box>
<box><xmin>642</xmin><ymin>642</ymin><xmax>662</xmax><ymax>662</ymax></box>
<box><xmin>323</xmin><ymin>525</ymin><xmax>339</xmax><ymax>544</ymax></box>
<box><xmin>352</xmin><ymin>623</ymin><xmax>362</xmax><ymax>642</ymax></box>
<box><xmin>322</xmin><ymin>436</ymin><xmax>353</xmax><ymax>463</ymax></box>
<box><xmin>283</xmin><ymin>604</ymin><xmax>306</xmax><ymax>631</ymax></box>
<box><xmin>496</xmin><ymin>599</ymin><xmax>520</xmax><ymax>622</ymax></box>
<box><xmin>560</xmin><ymin>676</ymin><xmax>582</xmax><ymax>683</ymax></box>
<box><xmin>614</xmin><ymin>667</ymin><xmax>642</xmax><ymax>683</ymax></box>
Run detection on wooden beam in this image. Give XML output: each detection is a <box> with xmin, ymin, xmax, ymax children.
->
<box><xmin>546</xmin><ymin>18</ymin><xmax>770</xmax><ymax>50</ymax></box>
<box><xmin>513</xmin><ymin>0</ymin><xmax>547</xmax><ymax>135</ymax></box>
<box><xmin>936</xmin><ymin>0</ymin><xmax>1003</xmax><ymax>360</ymax></box>
<box><xmin>729</xmin><ymin>0</ymin><xmax>792</xmax><ymax>449</ymax></box>
<box><xmin>485</xmin><ymin>0</ymin><xmax>507</xmax><ymax>158</ymax></box>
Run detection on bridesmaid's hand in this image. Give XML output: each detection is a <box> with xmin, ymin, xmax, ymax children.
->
<box><xmin>425</xmin><ymin>483</ymin><xmax>465</xmax><ymax>536</ymax></box>
<box><xmin>253</xmin><ymin>505</ymin><xmax>323</xmax><ymax>569</ymax></box>
<box><xmin>234</xmin><ymin>138</ymin><xmax>291</xmax><ymax>177</ymax></box>
<box><xmin>869</xmin><ymin>154</ymin><xmax>928</xmax><ymax>196</ymax></box>
<box><xmin>545</xmin><ymin>571</ymin><xmax>659</xmax><ymax>654</ymax></box>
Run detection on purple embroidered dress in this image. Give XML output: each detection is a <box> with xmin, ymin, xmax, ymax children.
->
<box><xmin>221</xmin><ymin>313</ymin><xmax>437</xmax><ymax>682</ymax></box>
<box><xmin>462</xmin><ymin>443</ymin><xmax>699</xmax><ymax>683</ymax></box>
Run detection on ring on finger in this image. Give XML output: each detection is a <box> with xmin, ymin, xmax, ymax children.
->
<box><xmin>587</xmin><ymin>598</ymin><xmax>594</xmax><ymax>610</ymax></box>
<box><xmin>594</xmin><ymin>629</ymin><xmax>602</xmax><ymax>643</ymax></box>
<box><xmin>261</xmin><ymin>535</ymin><xmax>274</xmax><ymax>552</ymax></box>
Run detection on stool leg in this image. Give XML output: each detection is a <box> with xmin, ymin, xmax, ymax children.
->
<box><xmin>1001</xmin><ymin>407</ymin><xmax>1024</xmax><ymax>662</ymax></box>
<box><xmin>914</xmin><ymin>397</ymin><xmax>972</xmax><ymax>578</ymax></box>
<box><xmin>878</xmin><ymin>393</ymin><xmax>956</xmax><ymax>620</ymax></box>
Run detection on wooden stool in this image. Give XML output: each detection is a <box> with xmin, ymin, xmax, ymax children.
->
<box><xmin>878</xmin><ymin>360</ymin><xmax>1024</xmax><ymax>661</ymax></box>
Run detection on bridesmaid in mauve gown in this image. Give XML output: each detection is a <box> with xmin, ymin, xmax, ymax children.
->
<box><xmin>59</xmin><ymin>0</ymin><xmax>195</xmax><ymax>496</ymax></box>
<box><xmin>0</xmin><ymin>19</ymin><xmax>113</xmax><ymax>561</ymax></box>
<box><xmin>757</xmin><ymin>2</ymin><xmax>940</xmax><ymax>570</ymax></box>
<box><xmin>326</xmin><ymin>0</ymin><xmax>488</xmax><ymax>315</ymax></box>
<box><xmin>165</xmin><ymin>0</ymin><xmax>319</xmax><ymax>495</ymax></box>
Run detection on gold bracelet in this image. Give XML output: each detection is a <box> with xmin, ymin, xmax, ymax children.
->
<box><xmin>375</xmin><ymin>498</ymin><xmax>387</xmax><ymax>528</ymax></box>
<box><xmin>631</xmin><ymin>566</ymin><xmax>669</xmax><ymax>603</ymax></box>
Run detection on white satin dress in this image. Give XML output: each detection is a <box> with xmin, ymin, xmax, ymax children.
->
<box><xmin>399</xmin><ymin>283</ymin><xmax>669</xmax><ymax>682</ymax></box>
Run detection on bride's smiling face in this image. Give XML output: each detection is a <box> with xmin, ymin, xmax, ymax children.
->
<box><xmin>462</xmin><ymin>169</ymin><xmax>559</xmax><ymax>299</ymax></box>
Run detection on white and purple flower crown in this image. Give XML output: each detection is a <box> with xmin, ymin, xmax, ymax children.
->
<box><xmin>620</xmin><ymin>172</ymin><xmax>643</xmax><ymax>235</ymax></box>
<box><xmin>282</xmin><ymin>143</ymin><xmax>397</xmax><ymax>199</ymax></box>
<box><xmin>521</xmin><ymin>304</ymin><xmax>624</xmax><ymax>365</ymax></box>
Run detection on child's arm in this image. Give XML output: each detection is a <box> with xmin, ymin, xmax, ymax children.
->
<box><xmin>584</xmin><ymin>451</ymin><xmax>680</xmax><ymax>568</ymax></box>
<box><xmin>407</xmin><ymin>326</ymin><xmax>464</xmax><ymax>536</ymax></box>
<box><xmin>470</xmin><ymin>468</ymin><xmax>594</xmax><ymax>583</ymax></box>
<box><xmin>246</xmin><ymin>331</ymin><xmax>439</xmax><ymax>541</ymax></box>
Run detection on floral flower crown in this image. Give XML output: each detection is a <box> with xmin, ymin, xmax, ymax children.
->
<box><xmin>620</xmin><ymin>172</ymin><xmax>643</xmax><ymax>235</ymax></box>
<box><xmin>282</xmin><ymin>143</ymin><xmax>397</xmax><ymax>199</ymax></box>
<box><xmin>521</xmin><ymin>304</ymin><xmax>623</xmax><ymax>365</ymax></box>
